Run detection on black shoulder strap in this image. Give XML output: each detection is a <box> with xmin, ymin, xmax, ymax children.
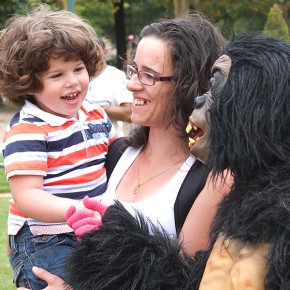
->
<box><xmin>105</xmin><ymin>140</ymin><xmax>209</xmax><ymax>237</ymax></box>
<box><xmin>174</xmin><ymin>159</ymin><xmax>210</xmax><ymax>236</ymax></box>
<box><xmin>105</xmin><ymin>137</ymin><xmax>128</xmax><ymax>180</ymax></box>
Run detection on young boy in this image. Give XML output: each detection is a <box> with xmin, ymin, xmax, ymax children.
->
<box><xmin>0</xmin><ymin>4</ymin><xmax>117</xmax><ymax>289</ymax></box>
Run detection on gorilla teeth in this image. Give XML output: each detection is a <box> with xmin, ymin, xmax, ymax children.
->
<box><xmin>188</xmin><ymin>137</ymin><xmax>195</xmax><ymax>147</ymax></box>
<box><xmin>186</xmin><ymin>123</ymin><xmax>197</xmax><ymax>134</ymax></box>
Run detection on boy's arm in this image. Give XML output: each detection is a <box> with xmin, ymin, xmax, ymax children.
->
<box><xmin>9</xmin><ymin>175</ymin><xmax>79</xmax><ymax>223</ymax></box>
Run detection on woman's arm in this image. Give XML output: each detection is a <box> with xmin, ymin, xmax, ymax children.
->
<box><xmin>179</xmin><ymin>171</ymin><xmax>233</xmax><ymax>256</ymax></box>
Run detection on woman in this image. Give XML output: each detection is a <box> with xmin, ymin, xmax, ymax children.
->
<box><xmin>78</xmin><ymin>12</ymin><xmax>226</xmax><ymax>237</ymax></box>
<box><xmin>20</xmin><ymin>12</ymin><xmax>227</xmax><ymax>289</ymax></box>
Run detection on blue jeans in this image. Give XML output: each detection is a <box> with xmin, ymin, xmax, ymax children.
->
<box><xmin>9</xmin><ymin>223</ymin><xmax>79</xmax><ymax>289</ymax></box>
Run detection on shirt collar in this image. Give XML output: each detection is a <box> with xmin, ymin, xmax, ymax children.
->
<box><xmin>22</xmin><ymin>100</ymin><xmax>89</xmax><ymax>126</ymax></box>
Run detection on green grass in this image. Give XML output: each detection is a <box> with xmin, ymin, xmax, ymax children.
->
<box><xmin>0</xmin><ymin>155</ymin><xmax>10</xmax><ymax>193</ymax></box>
<box><xmin>0</xmin><ymin>154</ymin><xmax>14</xmax><ymax>289</ymax></box>
<box><xmin>0</xmin><ymin>197</ymin><xmax>14</xmax><ymax>290</ymax></box>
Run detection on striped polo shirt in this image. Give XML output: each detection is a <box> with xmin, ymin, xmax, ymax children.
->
<box><xmin>2</xmin><ymin>99</ymin><xmax>117</xmax><ymax>235</ymax></box>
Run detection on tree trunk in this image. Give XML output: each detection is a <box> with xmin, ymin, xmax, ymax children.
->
<box><xmin>114</xmin><ymin>0</ymin><xmax>127</xmax><ymax>69</ymax></box>
<box><xmin>174</xmin><ymin>0</ymin><xmax>189</xmax><ymax>17</ymax></box>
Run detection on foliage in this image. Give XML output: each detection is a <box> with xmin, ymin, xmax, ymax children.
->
<box><xmin>0</xmin><ymin>0</ymin><xmax>61</xmax><ymax>29</ymax></box>
<box><xmin>74</xmin><ymin>0</ymin><xmax>290</xmax><ymax>44</ymax></box>
<box><xmin>189</xmin><ymin>0</ymin><xmax>290</xmax><ymax>39</ymax></box>
<box><xmin>264</xmin><ymin>4</ymin><xmax>290</xmax><ymax>42</ymax></box>
<box><xmin>0</xmin><ymin>197</ymin><xmax>14</xmax><ymax>290</ymax></box>
<box><xmin>75</xmin><ymin>0</ymin><xmax>173</xmax><ymax>43</ymax></box>
<box><xmin>75</xmin><ymin>0</ymin><xmax>115</xmax><ymax>38</ymax></box>
<box><xmin>1</xmin><ymin>0</ymin><xmax>289</xmax><ymax>63</ymax></box>
<box><xmin>75</xmin><ymin>0</ymin><xmax>174</xmax><ymax>67</ymax></box>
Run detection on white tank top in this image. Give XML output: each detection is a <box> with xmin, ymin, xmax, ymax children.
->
<box><xmin>100</xmin><ymin>147</ymin><xmax>196</xmax><ymax>238</ymax></box>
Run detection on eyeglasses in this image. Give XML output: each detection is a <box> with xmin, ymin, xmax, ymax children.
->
<box><xmin>125</xmin><ymin>65</ymin><xmax>173</xmax><ymax>86</ymax></box>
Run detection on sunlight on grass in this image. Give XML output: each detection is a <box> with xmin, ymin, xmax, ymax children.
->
<box><xmin>0</xmin><ymin>197</ymin><xmax>14</xmax><ymax>290</ymax></box>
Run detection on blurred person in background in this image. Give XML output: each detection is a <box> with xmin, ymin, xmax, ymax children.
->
<box><xmin>86</xmin><ymin>37</ymin><xmax>133</xmax><ymax>136</ymax></box>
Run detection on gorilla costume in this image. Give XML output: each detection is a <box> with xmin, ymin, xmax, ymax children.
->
<box><xmin>66</xmin><ymin>33</ymin><xmax>290</xmax><ymax>290</ymax></box>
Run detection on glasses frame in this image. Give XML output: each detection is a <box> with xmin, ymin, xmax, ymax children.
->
<box><xmin>126</xmin><ymin>65</ymin><xmax>173</xmax><ymax>86</ymax></box>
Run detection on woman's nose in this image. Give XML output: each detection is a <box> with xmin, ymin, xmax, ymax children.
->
<box><xmin>126</xmin><ymin>73</ymin><xmax>143</xmax><ymax>91</ymax></box>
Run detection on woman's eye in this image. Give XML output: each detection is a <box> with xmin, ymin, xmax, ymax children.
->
<box><xmin>144</xmin><ymin>73</ymin><xmax>154</xmax><ymax>80</ymax></box>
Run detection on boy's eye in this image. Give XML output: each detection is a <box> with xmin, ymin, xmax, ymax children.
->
<box><xmin>75</xmin><ymin>66</ymin><xmax>85</xmax><ymax>72</ymax></box>
<box><xmin>51</xmin><ymin>73</ymin><xmax>62</xmax><ymax>79</ymax></box>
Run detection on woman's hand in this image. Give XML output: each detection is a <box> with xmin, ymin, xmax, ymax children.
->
<box><xmin>18</xmin><ymin>266</ymin><xmax>72</xmax><ymax>290</ymax></box>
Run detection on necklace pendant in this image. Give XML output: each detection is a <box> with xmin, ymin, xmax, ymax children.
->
<box><xmin>133</xmin><ymin>184</ymin><xmax>140</xmax><ymax>195</ymax></box>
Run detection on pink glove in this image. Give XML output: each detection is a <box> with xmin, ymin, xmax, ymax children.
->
<box><xmin>66</xmin><ymin>196</ymin><xmax>108</xmax><ymax>237</ymax></box>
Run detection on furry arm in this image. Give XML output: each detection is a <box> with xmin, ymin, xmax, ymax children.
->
<box><xmin>66</xmin><ymin>201</ymin><xmax>198</xmax><ymax>290</ymax></box>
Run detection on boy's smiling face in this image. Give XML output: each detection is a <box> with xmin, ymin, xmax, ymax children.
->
<box><xmin>32</xmin><ymin>57</ymin><xmax>90</xmax><ymax>119</ymax></box>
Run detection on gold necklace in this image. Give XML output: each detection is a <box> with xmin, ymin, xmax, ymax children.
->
<box><xmin>133</xmin><ymin>152</ymin><xmax>186</xmax><ymax>195</ymax></box>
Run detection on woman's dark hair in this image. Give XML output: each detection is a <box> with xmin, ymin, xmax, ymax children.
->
<box><xmin>128</xmin><ymin>13</ymin><xmax>226</xmax><ymax>148</ymax></box>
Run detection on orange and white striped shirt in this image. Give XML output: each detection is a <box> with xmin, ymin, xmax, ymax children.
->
<box><xmin>2</xmin><ymin>100</ymin><xmax>118</xmax><ymax>235</ymax></box>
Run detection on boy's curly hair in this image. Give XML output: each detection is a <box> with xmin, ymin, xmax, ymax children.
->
<box><xmin>0</xmin><ymin>4</ymin><xmax>104</xmax><ymax>107</ymax></box>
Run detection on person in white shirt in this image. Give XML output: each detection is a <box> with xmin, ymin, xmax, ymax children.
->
<box><xmin>86</xmin><ymin>38</ymin><xmax>133</xmax><ymax>136</ymax></box>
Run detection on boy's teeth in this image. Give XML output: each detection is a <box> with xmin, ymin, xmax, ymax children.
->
<box><xmin>67</xmin><ymin>93</ymin><xmax>77</xmax><ymax>98</ymax></box>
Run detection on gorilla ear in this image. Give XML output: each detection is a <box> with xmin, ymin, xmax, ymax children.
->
<box><xmin>211</xmin><ymin>54</ymin><xmax>232</xmax><ymax>80</ymax></box>
<box><xmin>210</xmin><ymin>54</ymin><xmax>231</xmax><ymax>98</ymax></box>
<box><xmin>211</xmin><ymin>70</ymin><xmax>226</xmax><ymax>98</ymax></box>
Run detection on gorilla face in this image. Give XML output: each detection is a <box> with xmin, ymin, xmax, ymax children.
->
<box><xmin>186</xmin><ymin>92</ymin><xmax>211</xmax><ymax>163</ymax></box>
<box><xmin>186</xmin><ymin>55</ymin><xmax>231</xmax><ymax>163</ymax></box>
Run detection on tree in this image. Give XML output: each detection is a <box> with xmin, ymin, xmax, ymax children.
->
<box><xmin>75</xmin><ymin>0</ymin><xmax>173</xmax><ymax>68</ymax></box>
<box><xmin>0</xmin><ymin>0</ymin><xmax>61</xmax><ymax>30</ymax></box>
<box><xmin>113</xmin><ymin>0</ymin><xmax>126</xmax><ymax>68</ymax></box>
<box><xmin>189</xmin><ymin>0</ymin><xmax>290</xmax><ymax>39</ymax></box>
<box><xmin>264</xmin><ymin>4</ymin><xmax>290</xmax><ymax>42</ymax></box>
<box><xmin>173</xmin><ymin>0</ymin><xmax>188</xmax><ymax>16</ymax></box>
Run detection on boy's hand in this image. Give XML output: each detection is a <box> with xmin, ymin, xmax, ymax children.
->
<box><xmin>66</xmin><ymin>196</ymin><xmax>108</xmax><ymax>237</ymax></box>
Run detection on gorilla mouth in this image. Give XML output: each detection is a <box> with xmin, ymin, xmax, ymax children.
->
<box><xmin>186</xmin><ymin>123</ymin><xmax>204</xmax><ymax>148</ymax></box>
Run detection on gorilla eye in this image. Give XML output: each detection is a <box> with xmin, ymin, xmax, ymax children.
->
<box><xmin>210</xmin><ymin>76</ymin><xmax>215</xmax><ymax>88</ymax></box>
<box><xmin>194</xmin><ymin>95</ymin><xmax>206</xmax><ymax>109</ymax></box>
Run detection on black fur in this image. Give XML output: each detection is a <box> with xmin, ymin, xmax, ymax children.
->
<box><xmin>66</xmin><ymin>201</ymin><xmax>197</xmax><ymax>290</ymax></box>
<box><xmin>67</xmin><ymin>33</ymin><xmax>290</xmax><ymax>290</ymax></box>
<box><xmin>205</xmin><ymin>33</ymin><xmax>290</xmax><ymax>290</ymax></box>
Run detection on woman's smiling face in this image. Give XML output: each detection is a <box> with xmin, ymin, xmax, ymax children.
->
<box><xmin>126</xmin><ymin>36</ymin><xmax>175</xmax><ymax>129</ymax></box>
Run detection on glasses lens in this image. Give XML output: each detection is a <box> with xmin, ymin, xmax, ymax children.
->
<box><xmin>139</xmin><ymin>72</ymin><xmax>155</xmax><ymax>86</ymax></box>
<box><xmin>126</xmin><ymin>65</ymin><xmax>135</xmax><ymax>80</ymax></box>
